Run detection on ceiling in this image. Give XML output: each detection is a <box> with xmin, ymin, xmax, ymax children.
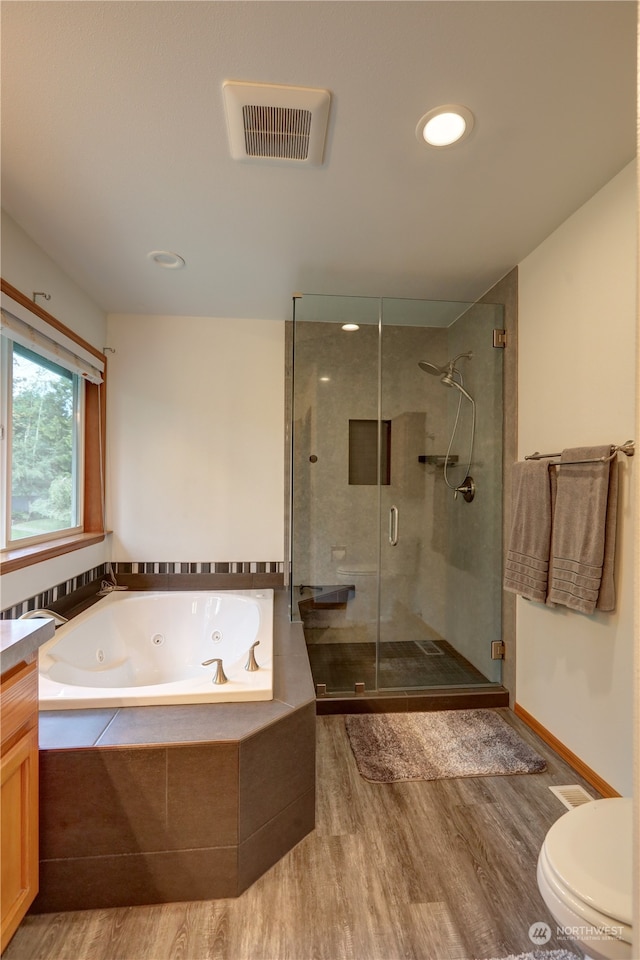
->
<box><xmin>1</xmin><ymin>1</ymin><xmax>636</xmax><ymax>320</ymax></box>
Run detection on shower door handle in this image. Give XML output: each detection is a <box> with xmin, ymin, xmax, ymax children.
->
<box><xmin>389</xmin><ymin>505</ymin><xmax>399</xmax><ymax>546</ymax></box>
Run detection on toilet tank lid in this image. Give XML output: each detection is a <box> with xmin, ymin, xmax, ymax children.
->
<box><xmin>544</xmin><ymin>797</ymin><xmax>632</xmax><ymax>926</ymax></box>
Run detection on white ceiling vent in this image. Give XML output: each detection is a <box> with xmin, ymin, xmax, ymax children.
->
<box><xmin>223</xmin><ymin>81</ymin><xmax>331</xmax><ymax>165</ymax></box>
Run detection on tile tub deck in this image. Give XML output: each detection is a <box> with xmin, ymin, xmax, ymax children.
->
<box><xmin>32</xmin><ymin>590</ymin><xmax>316</xmax><ymax>912</ymax></box>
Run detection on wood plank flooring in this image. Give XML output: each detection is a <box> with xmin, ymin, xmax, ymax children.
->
<box><xmin>5</xmin><ymin>709</ymin><xmax>593</xmax><ymax>960</ymax></box>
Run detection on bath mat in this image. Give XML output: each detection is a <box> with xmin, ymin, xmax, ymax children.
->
<box><xmin>344</xmin><ymin>709</ymin><xmax>547</xmax><ymax>782</ymax></box>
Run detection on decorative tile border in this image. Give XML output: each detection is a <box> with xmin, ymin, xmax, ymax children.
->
<box><xmin>112</xmin><ymin>562</ymin><xmax>284</xmax><ymax>575</ymax></box>
<box><xmin>1</xmin><ymin>561</ymin><xmax>285</xmax><ymax>619</ymax></box>
<box><xmin>1</xmin><ymin>564</ymin><xmax>109</xmax><ymax>620</ymax></box>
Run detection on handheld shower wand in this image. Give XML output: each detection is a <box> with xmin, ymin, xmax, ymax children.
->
<box><xmin>418</xmin><ymin>351</ymin><xmax>472</xmax><ymax>382</ymax></box>
<box><xmin>440</xmin><ymin>372</ymin><xmax>474</xmax><ymax>402</ymax></box>
<box><xmin>418</xmin><ymin>351</ymin><xmax>475</xmax><ymax>499</ymax></box>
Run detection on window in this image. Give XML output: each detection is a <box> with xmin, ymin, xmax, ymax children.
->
<box><xmin>0</xmin><ymin>280</ymin><xmax>107</xmax><ymax>571</ymax></box>
<box><xmin>2</xmin><ymin>342</ymin><xmax>83</xmax><ymax>546</ymax></box>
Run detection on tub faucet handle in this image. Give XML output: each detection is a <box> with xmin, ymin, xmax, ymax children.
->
<box><xmin>201</xmin><ymin>657</ymin><xmax>228</xmax><ymax>684</ymax></box>
<box><xmin>245</xmin><ymin>641</ymin><xmax>260</xmax><ymax>672</ymax></box>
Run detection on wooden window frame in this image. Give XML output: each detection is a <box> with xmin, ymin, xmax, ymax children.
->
<box><xmin>0</xmin><ymin>279</ymin><xmax>107</xmax><ymax>575</ymax></box>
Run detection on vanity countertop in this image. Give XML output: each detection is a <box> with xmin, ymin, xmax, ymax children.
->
<box><xmin>0</xmin><ymin>619</ymin><xmax>55</xmax><ymax>676</ymax></box>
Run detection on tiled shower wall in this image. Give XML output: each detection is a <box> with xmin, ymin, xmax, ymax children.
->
<box><xmin>1</xmin><ymin>560</ymin><xmax>285</xmax><ymax>619</ymax></box>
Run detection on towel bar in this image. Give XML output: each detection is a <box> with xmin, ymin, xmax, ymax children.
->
<box><xmin>524</xmin><ymin>440</ymin><xmax>635</xmax><ymax>465</ymax></box>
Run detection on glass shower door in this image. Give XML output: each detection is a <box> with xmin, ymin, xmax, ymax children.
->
<box><xmin>290</xmin><ymin>292</ymin><xmax>504</xmax><ymax>697</ymax></box>
<box><xmin>290</xmin><ymin>295</ymin><xmax>382</xmax><ymax>694</ymax></box>
<box><xmin>377</xmin><ymin>297</ymin><xmax>504</xmax><ymax>690</ymax></box>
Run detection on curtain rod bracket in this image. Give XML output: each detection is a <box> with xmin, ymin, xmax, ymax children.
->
<box><xmin>32</xmin><ymin>291</ymin><xmax>51</xmax><ymax>303</ymax></box>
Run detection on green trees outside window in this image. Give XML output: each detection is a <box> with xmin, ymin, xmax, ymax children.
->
<box><xmin>7</xmin><ymin>343</ymin><xmax>80</xmax><ymax>542</ymax></box>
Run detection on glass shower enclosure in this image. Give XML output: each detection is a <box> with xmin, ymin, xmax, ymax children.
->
<box><xmin>289</xmin><ymin>294</ymin><xmax>504</xmax><ymax>697</ymax></box>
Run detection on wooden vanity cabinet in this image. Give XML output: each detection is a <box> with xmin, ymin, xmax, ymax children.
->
<box><xmin>1</xmin><ymin>659</ymin><xmax>39</xmax><ymax>953</ymax></box>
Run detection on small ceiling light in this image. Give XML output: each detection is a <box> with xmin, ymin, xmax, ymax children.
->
<box><xmin>148</xmin><ymin>250</ymin><xmax>186</xmax><ymax>269</ymax></box>
<box><xmin>341</xmin><ymin>323</ymin><xmax>360</xmax><ymax>331</ymax></box>
<box><xmin>319</xmin><ymin>376</ymin><xmax>331</xmax><ymax>382</ymax></box>
<box><xmin>416</xmin><ymin>105</ymin><xmax>474</xmax><ymax>147</ymax></box>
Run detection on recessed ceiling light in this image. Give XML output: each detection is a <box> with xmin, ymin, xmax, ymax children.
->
<box><xmin>319</xmin><ymin>376</ymin><xmax>331</xmax><ymax>382</ymax></box>
<box><xmin>341</xmin><ymin>323</ymin><xmax>360</xmax><ymax>331</ymax></box>
<box><xmin>148</xmin><ymin>250</ymin><xmax>186</xmax><ymax>269</ymax></box>
<box><xmin>416</xmin><ymin>105</ymin><xmax>474</xmax><ymax>147</ymax></box>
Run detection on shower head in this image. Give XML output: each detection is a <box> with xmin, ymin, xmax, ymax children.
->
<box><xmin>418</xmin><ymin>360</ymin><xmax>447</xmax><ymax>376</ymax></box>
<box><xmin>418</xmin><ymin>351</ymin><xmax>472</xmax><ymax>380</ymax></box>
<box><xmin>419</xmin><ymin>351</ymin><xmax>474</xmax><ymax>401</ymax></box>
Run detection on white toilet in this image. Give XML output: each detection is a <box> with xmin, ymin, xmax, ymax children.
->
<box><xmin>537</xmin><ymin>797</ymin><xmax>633</xmax><ymax>960</ymax></box>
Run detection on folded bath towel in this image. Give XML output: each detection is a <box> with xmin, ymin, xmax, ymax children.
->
<box><xmin>547</xmin><ymin>446</ymin><xmax>618</xmax><ymax>614</ymax></box>
<box><xmin>504</xmin><ymin>460</ymin><xmax>553</xmax><ymax>602</ymax></box>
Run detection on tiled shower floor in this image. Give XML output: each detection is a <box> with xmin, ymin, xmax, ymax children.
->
<box><xmin>304</xmin><ymin>635</ymin><xmax>490</xmax><ymax>693</ymax></box>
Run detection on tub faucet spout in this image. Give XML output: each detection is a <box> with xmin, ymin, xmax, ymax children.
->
<box><xmin>18</xmin><ymin>609</ymin><xmax>68</xmax><ymax>626</ymax></box>
<box><xmin>201</xmin><ymin>657</ymin><xmax>228</xmax><ymax>684</ymax></box>
<box><xmin>97</xmin><ymin>580</ymin><xmax>129</xmax><ymax>597</ymax></box>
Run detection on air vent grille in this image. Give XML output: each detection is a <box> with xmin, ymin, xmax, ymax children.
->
<box><xmin>223</xmin><ymin>80</ymin><xmax>331</xmax><ymax>165</ymax></box>
<box><xmin>549</xmin><ymin>784</ymin><xmax>595</xmax><ymax>810</ymax></box>
<box><xmin>243</xmin><ymin>105</ymin><xmax>312</xmax><ymax>160</ymax></box>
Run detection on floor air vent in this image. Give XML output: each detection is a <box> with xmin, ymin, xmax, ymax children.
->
<box><xmin>549</xmin><ymin>784</ymin><xmax>595</xmax><ymax>810</ymax></box>
<box><xmin>223</xmin><ymin>81</ymin><xmax>331</xmax><ymax>165</ymax></box>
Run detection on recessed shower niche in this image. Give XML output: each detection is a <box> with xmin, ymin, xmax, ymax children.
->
<box><xmin>288</xmin><ymin>294</ymin><xmax>507</xmax><ymax>704</ymax></box>
<box><xmin>348</xmin><ymin>419</ymin><xmax>391</xmax><ymax>485</ymax></box>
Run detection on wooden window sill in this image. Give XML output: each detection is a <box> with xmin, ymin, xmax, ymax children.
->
<box><xmin>0</xmin><ymin>532</ymin><xmax>107</xmax><ymax>575</ymax></box>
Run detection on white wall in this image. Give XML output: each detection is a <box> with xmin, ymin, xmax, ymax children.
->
<box><xmin>517</xmin><ymin>161</ymin><xmax>637</xmax><ymax>796</ymax></box>
<box><xmin>1</xmin><ymin>210</ymin><xmax>106</xmax><ymax>349</ymax></box>
<box><xmin>1</xmin><ymin>543</ymin><xmax>110</xmax><ymax>611</ymax></box>
<box><xmin>106</xmin><ymin>313</ymin><xmax>285</xmax><ymax>562</ymax></box>
<box><xmin>0</xmin><ymin>211</ymin><xmax>110</xmax><ymax>609</ymax></box>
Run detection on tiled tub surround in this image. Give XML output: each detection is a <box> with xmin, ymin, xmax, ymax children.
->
<box><xmin>0</xmin><ymin>561</ymin><xmax>285</xmax><ymax>620</ymax></box>
<box><xmin>1</xmin><ymin>564</ymin><xmax>112</xmax><ymax>621</ymax></box>
<box><xmin>32</xmin><ymin>591</ymin><xmax>315</xmax><ymax>912</ymax></box>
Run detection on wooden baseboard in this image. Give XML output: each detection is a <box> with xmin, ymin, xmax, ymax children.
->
<box><xmin>513</xmin><ymin>702</ymin><xmax>620</xmax><ymax>798</ymax></box>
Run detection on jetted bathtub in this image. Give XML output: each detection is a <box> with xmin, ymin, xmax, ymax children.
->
<box><xmin>38</xmin><ymin>589</ymin><xmax>274</xmax><ymax>709</ymax></box>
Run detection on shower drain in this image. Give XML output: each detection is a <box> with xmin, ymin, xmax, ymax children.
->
<box><xmin>414</xmin><ymin>639</ymin><xmax>444</xmax><ymax>656</ymax></box>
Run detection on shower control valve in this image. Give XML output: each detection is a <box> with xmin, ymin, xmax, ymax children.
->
<box><xmin>454</xmin><ymin>476</ymin><xmax>476</xmax><ymax>503</ymax></box>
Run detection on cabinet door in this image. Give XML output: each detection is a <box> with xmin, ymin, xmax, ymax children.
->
<box><xmin>1</xmin><ymin>725</ymin><xmax>39</xmax><ymax>952</ymax></box>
